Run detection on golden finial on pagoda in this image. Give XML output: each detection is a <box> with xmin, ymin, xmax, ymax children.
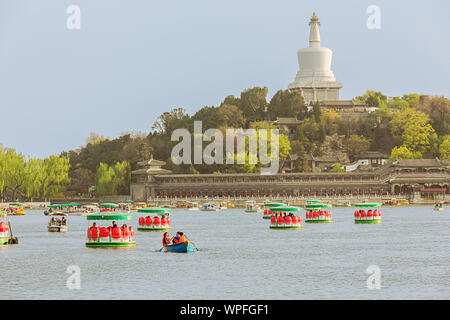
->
<box><xmin>309</xmin><ymin>11</ymin><xmax>319</xmax><ymax>25</ymax></box>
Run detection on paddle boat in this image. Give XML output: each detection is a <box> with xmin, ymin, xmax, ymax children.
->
<box><xmin>187</xmin><ymin>202</ymin><xmax>199</xmax><ymax>211</ymax></box>
<box><xmin>44</xmin><ymin>203</ymin><xmax>85</xmax><ymax>216</ymax></box>
<box><xmin>7</xmin><ymin>203</ymin><xmax>26</xmax><ymax>216</ymax></box>
<box><xmin>335</xmin><ymin>200</ymin><xmax>351</xmax><ymax>207</ymax></box>
<box><xmin>137</xmin><ymin>207</ymin><xmax>172</xmax><ymax>232</ymax></box>
<box><xmin>433</xmin><ymin>202</ymin><xmax>444</xmax><ymax>211</ymax></box>
<box><xmin>306</xmin><ymin>199</ymin><xmax>322</xmax><ymax>204</ymax></box>
<box><xmin>131</xmin><ymin>202</ymin><xmax>147</xmax><ymax>210</ymax></box>
<box><xmin>201</xmin><ymin>203</ymin><xmax>220</xmax><ymax>211</ymax></box>
<box><xmin>176</xmin><ymin>200</ymin><xmax>190</xmax><ymax>208</ymax></box>
<box><xmin>118</xmin><ymin>202</ymin><xmax>132</xmax><ymax>213</ymax></box>
<box><xmin>85</xmin><ymin>203</ymin><xmax>136</xmax><ymax>248</ymax></box>
<box><xmin>218</xmin><ymin>202</ymin><xmax>229</xmax><ymax>210</ymax></box>
<box><xmin>0</xmin><ymin>217</ymin><xmax>18</xmax><ymax>245</ymax></box>
<box><xmin>0</xmin><ymin>217</ymin><xmax>10</xmax><ymax>246</ymax></box>
<box><xmin>163</xmin><ymin>240</ymin><xmax>195</xmax><ymax>253</ymax></box>
<box><xmin>47</xmin><ymin>212</ymin><xmax>68</xmax><ymax>233</ymax></box>
<box><xmin>81</xmin><ymin>204</ymin><xmax>98</xmax><ymax>216</ymax></box>
<box><xmin>268</xmin><ymin>206</ymin><xmax>303</xmax><ymax>229</ymax></box>
<box><xmin>245</xmin><ymin>200</ymin><xmax>262</xmax><ymax>213</ymax></box>
<box><xmin>262</xmin><ymin>202</ymin><xmax>286</xmax><ymax>219</ymax></box>
<box><xmin>354</xmin><ymin>203</ymin><xmax>382</xmax><ymax>224</ymax></box>
<box><xmin>305</xmin><ymin>203</ymin><xmax>333</xmax><ymax>223</ymax></box>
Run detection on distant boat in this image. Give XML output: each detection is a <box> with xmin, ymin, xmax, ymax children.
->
<box><xmin>434</xmin><ymin>202</ymin><xmax>444</xmax><ymax>211</ymax></box>
<box><xmin>201</xmin><ymin>203</ymin><xmax>220</xmax><ymax>211</ymax></box>
<box><xmin>47</xmin><ymin>212</ymin><xmax>68</xmax><ymax>233</ymax></box>
<box><xmin>335</xmin><ymin>201</ymin><xmax>351</xmax><ymax>207</ymax></box>
<box><xmin>187</xmin><ymin>202</ymin><xmax>199</xmax><ymax>211</ymax></box>
<box><xmin>163</xmin><ymin>241</ymin><xmax>195</xmax><ymax>253</ymax></box>
<box><xmin>245</xmin><ymin>200</ymin><xmax>262</xmax><ymax>213</ymax></box>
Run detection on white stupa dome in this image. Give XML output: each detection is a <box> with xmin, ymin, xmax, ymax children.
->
<box><xmin>289</xmin><ymin>12</ymin><xmax>342</xmax><ymax>103</ymax></box>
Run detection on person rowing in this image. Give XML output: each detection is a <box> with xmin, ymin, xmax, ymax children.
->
<box><xmin>162</xmin><ymin>232</ymin><xmax>171</xmax><ymax>246</ymax></box>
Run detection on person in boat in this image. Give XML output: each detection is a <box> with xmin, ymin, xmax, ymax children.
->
<box><xmin>162</xmin><ymin>232</ymin><xmax>171</xmax><ymax>246</ymax></box>
<box><xmin>178</xmin><ymin>232</ymin><xmax>186</xmax><ymax>243</ymax></box>
<box><xmin>172</xmin><ymin>232</ymin><xmax>181</xmax><ymax>244</ymax></box>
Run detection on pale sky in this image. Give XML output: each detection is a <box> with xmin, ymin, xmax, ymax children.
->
<box><xmin>1</xmin><ymin>0</ymin><xmax>449</xmax><ymax>158</ymax></box>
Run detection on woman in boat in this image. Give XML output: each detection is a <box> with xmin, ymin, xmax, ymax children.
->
<box><xmin>178</xmin><ymin>232</ymin><xmax>186</xmax><ymax>243</ymax></box>
<box><xmin>162</xmin><ymin>232</ymin><xmax>171</xmax><ymax>246</ymax></box>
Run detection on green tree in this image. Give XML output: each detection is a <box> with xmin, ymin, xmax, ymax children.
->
<box><xmin>343</xmin><ymin>135</ymin><xmax>371</xmax><ymax>159</ymax></box>
<box><xmin>95</xmin><ymin>161</ymin><xmax>131</xmax><ymax>196</ymax></box>
<box><xmin>388</xmin><ymin>145</ymin><xmax>422</xmax><ymax>162</ymax></box>
<box><xmin>331</xmin><ymin>163</ymin><xmax>345</xmax><ymax>172</ymax></box>
<box><xmin>95</xmin><ymin>163</ymin><xmax>116</xmax><ymax>196</ymax></box>
<box><xmin>415</xmin><ymin>95</ymin><xmax>450</xmax><ymax>136</ymax></box>
<box><xmin>268</xmin><ymin>89</ymin><xmax>306</xmax><ymax>120</ymax></box>
<box><xmin>390</xmin><ymin>108</ymin><xmax>435</xmax><ymax>154</ymax></box>
<box><xmin>355</xmin><ymin>90</ymin><xmax>387</xmax><ymax>107</ymax></box>
<box><xmin>152</xmin><ymin>107</ymin><xmax>191</xmax><ymax>135</ymax></box>
<box><xmin>239</xmin><ymin>87</ymin><xmax>268</xmax><ymax>122</ymax></box>
<box><xmin>439</xmin><ymin>136</ymin><xmax>450</xmax><ymax>161</ymax></box>
<box><xmin>290</xmin><ymin>141</ymin><xmax>310</xmax><ymax>172</ymax></box>
<box><xmin>217</xmin><ymin>104</ymin><xmax>245</xmax><ymax>128</ymax></box>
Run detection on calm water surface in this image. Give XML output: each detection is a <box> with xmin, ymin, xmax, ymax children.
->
<box><xmin>1</xmin><ymin>206</ymin><xmax>449</xmax><ymax>299</ymax></box>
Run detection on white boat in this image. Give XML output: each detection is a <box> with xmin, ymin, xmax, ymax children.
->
<box><xmin>187</xmin><ymin>202</ymin><xmax>199</xmax><ymax>211</ymax></box>
<box><xmin>245</xmin><ymin>200</ymin><xmax>262</xmax><ymax>213</ymax></box>
<box><xmin>434</xmin><ymin>202</ymin><xmax>444</xmax><ymax>211</ymax></box>
<box><xmin>47</xmin><ymin>212</ymin><xmax>68</xmax><ymax>233</ymax></box>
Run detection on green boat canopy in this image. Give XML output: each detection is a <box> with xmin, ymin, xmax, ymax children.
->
<box><xmin>100</xmin><ymin>203</ymin><xmax>119</xmax><ymax>208</ymax></box>
<box><xmin>269</xmin><ymin>206</ymin><xmax>302</xmax><ymax>212</ymax></box>
<box><xmin>306</xmin><ymin>200</ymin><xmax>322</xmax><ymax>203</ymax></box>
<box><xmin>354</xmin><ymin>203</ymin><xmax>381</xmax><ymax>208</ymax></box>
<box><xmin>306</xmin><ymin>203</ymin><xmax>333</xmax><ymax>209</ymax></box>
<box><xmin>9</xmin><ymin>202</ymin><xmax>23</xmax><ymax>206</ymax></box>
<box><xmin>263</xmin><ymin>203</ymin><xmax>285</xmax><ymax>208</ymax></box>
<box><xmin>138</xmin><ymin>207</ymin><xmax>170</xmax><ymax>214</ymax></box>
<box><xmin>87</xmin><ymin>213</ymin><xmax>135</xmax><ymax>220</ymax></box>
<box><xmin>125</xmin><ymin>200</ymin><xmax>134</xmax><ymax>203</ymax></box>
<box><xmin>48</xmin><ymin>203</ymin><xmax>80</xmax><ymax>208</ymax></box>
<box><xmin>49</xmin><ymin>212</ymin><xmax>68</xmax><ymax>216</ymax></box>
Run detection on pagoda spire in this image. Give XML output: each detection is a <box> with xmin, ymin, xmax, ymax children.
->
<box><xmin>308</xmin><ymin>12</ymin><xmax>321</xmax><ymax>47</ymax></box>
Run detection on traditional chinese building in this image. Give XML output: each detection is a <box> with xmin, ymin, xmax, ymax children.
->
<box><xmin>130</xmin><ymin>158</ymin><xmax>449</xmax><ymax>202</ymax></box>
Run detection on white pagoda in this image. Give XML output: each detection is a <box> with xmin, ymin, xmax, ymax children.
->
<box><xmin>289</xmin><ymin>12</ymin><xmax>343</xmax><ymax>104</ymax></box>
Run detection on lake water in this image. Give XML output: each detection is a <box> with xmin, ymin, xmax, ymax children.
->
<box><xmin>1</xmin><ymin>206</ymin><xmax>449</xmax><ymax>300</ymax></box>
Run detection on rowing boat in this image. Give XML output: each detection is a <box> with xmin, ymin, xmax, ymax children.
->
<box><xmin>163</xmin><ymin>241</ymin><xmax>195</xmax><ymax>253</ymax></box>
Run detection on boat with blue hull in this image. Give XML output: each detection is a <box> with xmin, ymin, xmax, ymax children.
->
<box><xmin>163</xmin><ymin>241</ymin><xmax>195</xmax><ymax>253</ymax></box>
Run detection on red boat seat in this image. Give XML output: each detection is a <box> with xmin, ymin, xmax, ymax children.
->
<box><xmin>99</xmin><ymin>227</ymin><xmax>110</xmax><ymax>238</ymax></box>
<box><xmin>277</xmin><ymin>216</ymin><xmax>285</xmax><ymax>226</ymax></box>
<box><xmin>89</xmin><ymin>227</ymin><xmax>98</xmax><ymax>239</ymax></box>
<box><xmin>284</xmin><ymin>216</ymin><xmax>292</xmax><ymax>225</ymax></box>
<box><xmin>270</xmin><ymin>216</ymin><xmax>277</xmax><ymax>225</ymax></box>
<box><xmin>111</xmin><ymin>227</ymin><xmax>122</xmax><ymax>240</ymax></box>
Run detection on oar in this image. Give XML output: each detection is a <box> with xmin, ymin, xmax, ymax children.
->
<box><xmin>187</xmin><ymin>238</ymin><xmax>200</xmax><ymax>251</ymax></box>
